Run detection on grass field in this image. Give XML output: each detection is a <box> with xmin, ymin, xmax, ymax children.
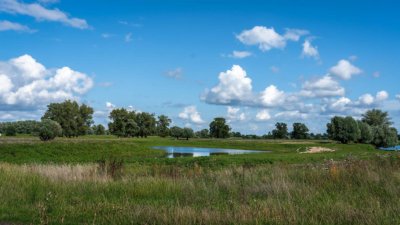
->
<box><xmin>0</xmin><ymin>136</ymin><xmax>399</xmax><ymax>224</ymax></box>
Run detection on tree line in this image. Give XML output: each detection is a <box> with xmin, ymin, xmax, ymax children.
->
<box><xmin>0</xmin><ymin>100</ymin><xmax>398</xmax><ymax>147</ymax></box>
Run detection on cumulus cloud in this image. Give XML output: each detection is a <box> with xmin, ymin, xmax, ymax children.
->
<box><xmin>0</xmin><ymin>54</ymin><xmax>93</xmax><ymax>110</ymax></box>
<box><xmin>302</xmin><ymin>40</ymin><xmax>319</xmax><ymax>59</ymax></box>
<box><xmin>236</xmin><ymin>26</ymin><xmax>307</xmax><ymax>51</ymax></box>
<box><xmin>179</xmin><ymin>106</ymin><xmax>205</xmax><ymax>124</ymax></box>
<box><xmin>255</xmin><ymin>109</ymin><xmax>271</xmax><ymax>121</ymax></box>
<box><xmin>396</xmin><ymin>94</ymin><xmax>400</xmax><ymax>101</ymax></box>
<box><xmin>329</xmin><ymin>59</ymin><xmax>362</xmax><ymax>80</ymax></box>
<box><xmin>376</xmin><ymin>91</ymin><xmax>389</xmax><ymax>102</ymax></box>
<box><xmin>300</xmin><ymin>75</ymin><xmax>345</xmax><ymax>98</ymax></box>
<box><xmin>226</xmin><ymin>106</ymin><xmax>246</xmax><ymax>121</ymax></box>
<box><xmin>358</xmin><ymin>93</ymin><xmax>374</xmax><ymax>106</ymax></box>
<box><xmin>0</xmin><ymin>0</ymin><xmax>89</xmax><ymax>29</ymax></box>
<box><xmin>259</xmin><ymin>85</ymin><xmax>285</xmax><ymax>107</ymax></box>
<box><xmin>202</xmin><ymin>65</ymin><xmax>253</xmax><ymax>105</ymax></box>
<box><xmin>0</xmin><ymin>20</ymin><xmax>35</xmax><ymax>32</ymax></box>
<box><xmin>229</xmin><ymin>51</ymin><xmax>252</xmax><ymax>59</ymax></box>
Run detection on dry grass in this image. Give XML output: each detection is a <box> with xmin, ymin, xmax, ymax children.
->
<box><xmin>0</xmin><ymin>163</ymin><xmax>111</xmax><ymax>182</ymax></box>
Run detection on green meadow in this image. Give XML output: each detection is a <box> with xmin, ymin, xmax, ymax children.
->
<box><xmin>0</xmin><ymin>136</ymin><xmax>399</xmax><ymax>224</ymax></box>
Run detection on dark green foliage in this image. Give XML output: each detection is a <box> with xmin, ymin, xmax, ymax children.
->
<box><xmin>230</xmin><ymin>131</ymin><xmax>242</xmax><ymax>138</ymax></box>
<box><xmin>170</xmin><ymin>126</ymin><xmax>183</xmax><ymax>139</ymax></box>
<box><xmin>156</xmin><ymin>115</ymin><xmax>171</xmax><ymax>137</ymax></box>
<box><xmin>362</xmin><ymin>109</ymin><xmax>392</xmax><ymax>126</ymax></box>
<box><xmin>357</xmin><ymin>121</ymin><xmax>373</xmax><ymax>144</ymax></box>
<box><xmin>92</xmin><ymin>124</ymin><xmax>106</xmax><ymax>135</ymax></box>
<box><xmin>5</xmin><ymin>124</ymin><xmax>17</xmax><ymax>136</ymax></box>
<box><xmin>195</xmin><ymin>129</ymin><xmax>209</xmax><ymax>138</ymax></box>
<box><xmin>182</xmin><ymin>127</ymin><xmax>194</xmax><ymax>140</ymax></box>
<box><xmin>108</xmin><ymin>108</ymin><xmax>135</xmax><ymax>137</ymax></box>
<box><xmin>135</xmin><ymin>112</ymin><xmax>156</xmax><ymax>138</ymax></box>
<box><xmin>272</xmin><ymin>122</ymin><xmax>288</xmax><ymax>139</ymax></box>
<box><xmin>42</xmin><ymin>100</ymin><xmax>94</xmax><ymax>137</ymax></box>
<box><xmin>0</xmin><ymin>120</ymin><xmax>41</xmax><ymax>135</ymax></box>
<box><xmin>291</xmin><ymin>123</ymin><xmax>309</xmax><ymax>139</ymax></box>
<box><xmin>38</xmin><ymin>119</ymin><xmax>62</xmax><ymax>141</ymax></box>
<box><xmin>371</xmin><ymin>125</ymin><xmax>398</xmax><ymax>148</ymax></box>
<box><xmin>327</xmin><ymin>116</ymin><xmax>360</xmax><ymax>144</ymax></box>
<box><xmin>209</xmin><ymin>117</ymin><xmax>230</xmax><ymax>138</ymax></box>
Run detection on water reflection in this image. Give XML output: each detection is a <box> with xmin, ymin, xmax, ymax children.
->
<box><xmin>153</xmin><ymin>146</ymin><xmax>269</xmax><ymax>158</ymax></box>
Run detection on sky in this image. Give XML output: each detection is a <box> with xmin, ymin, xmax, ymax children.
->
<box><xmin>0</xmin><ymin>0</ymin><xmax>399</xmax><ymax>134</ymax></box>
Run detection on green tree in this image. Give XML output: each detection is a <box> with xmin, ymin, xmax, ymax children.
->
<box><xmin>196</xmin><ymin>129</ymin><xmax>209</xmax><ymax>138</ymax></box>
<box><xmin>38</xmin><ymin>119</ymin><xmax>62</xmax><ymax>141</ymax></box>
<box><xmin>327</xmin><ymin>116</ymin><xmax>360</xmax><ymax>144</ymax></box>
<box><xmin>291</xmin><ymin>123</ymin><xmax>309</xmax><ymax>139</ymax></box>
<box><xmin>135</xmin><ymin>112</ymin><xmax>156</xmax><ymax>138</ymax></box>
<box><xmin>93</xmin><ymin>124</ymin><xmax>106</xmax><ymax>135</ymax></box>
<box><xmin>371</xmin><ymin>125</ymin><xmax>398</xmax><ymax>147</ymax></box>
<box><xmin>108</xmin><ymin>108</ymin><xmax>136</xmax><ymax>137</ymax></box>
<box><xmin>272</xmin><ymin>122</ymin><xmax>288</xmax><ymax>139</ymax></box>
<box><xmin>5</xmin><ymin>124</ymin><xmax>17</xmax><ymax>136</ymax></box>
<box><xmin>209</xmin><ymin>117</ymin><xmax>230</xmax><ymax>138</ymax></box>
<box><xmin>362</xmin><ymin>109</ymin><xmax>392</xmax><ymax>126</ymax></box>
<box><xmin>156</xmin><ymin>115</ymin><xmax>171</xmax><ymax>137</ymax></box>
<box><xmin>170</xmin><ymin>126</ymin><xmax>183</xmax><ymax>139</ymax></box>
<box><xmin>357</xmin><ymin>121</ymin><xmax>373</xmax><ymax>144</ymax></box>
<box><xmin>182</xmin><ymin>127</ymin><xmax>194</xmax><ymax>140</ymax></box>
<box><xmin>42</xmin><ymin>100</ymin><xmax>94</xmax><ymax>137</ymax></box>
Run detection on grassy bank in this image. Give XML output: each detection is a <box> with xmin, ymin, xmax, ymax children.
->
<box><xmin>0</xmin><ymin>154</ymin><xmax>399</xmax><ymax>224</ymax></box>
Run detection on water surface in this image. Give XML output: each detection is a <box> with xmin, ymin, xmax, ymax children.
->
<box><xmin>379</xmin><ymin>145</ymin><xmax>400</xmax><ymax>151</ymax></box>
<box><xmin>153</xmin><ymin>146</ymin><xmax>269</xmax><ymax>158</ymax></box>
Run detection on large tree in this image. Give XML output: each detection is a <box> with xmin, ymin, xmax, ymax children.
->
<box><xmin>42</xmin><ymin>100</ymin><xmax>94</xmax><ymax>137</ymax></box>
<box><xmin>357</xmin><ymin>121</ymin><xmax>373</xmax><ymax>144</ymax></box>
<box><xmin>291</xmin><ymin>123</ymin><xmax>309</xmax><ymax>139</ymax></box>
<box><xmin>362</xmin><ymin>109</ymin><xmax>392</xmax><ymax>127</ymax></box>
<box><xmin>156</xmin><ymin>115</ymin><xmax>171</xmax><ymax>137</ymax></box>
<box><xmin>272</xmin><ymin>122</ymin><xmax>289</xmax><ymax>139</ymax></box>
<box><xmin>108</xmin><ymin>108</ymin><xmax>136</xmax><ymax>137</ymax></box>
<box><xmin>195</xmin><ymin>129</ymin><xmax>209</xmax><ymax>138</ymax></box>
<box><xmin>182</xmin><ymin>127</ymin><xmax>194</xmax><ymax>140</ymax></box>
<box><xmin>209</xmin><ymin>117</ymin><xmax>230</xmax><ymax>138</ymax></box>
<box><xmin>135</xmin><ymin>112</ymin><xmax>156</xmax><ymax>138</ymax></box>
<box><xmin>170</xmin><ymin>126</ymin><xmax>183</xmax><ymax>139</ymax></box>
<box><xmin>327</xmin><ymin>116</ymin><xmax>360</xmax><ymax>144</ymax></box>
<box><xmin>361</xmin><ymin>109</ymin><xmax>398</xmax><ymax>147</ymax></box>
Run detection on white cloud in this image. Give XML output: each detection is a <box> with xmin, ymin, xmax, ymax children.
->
<box><xmin>179</xmin><ymin>105</ymin><xmax>205</xmax><ymax>124</ymax></box>
<box><xmin>275</xmin><ymin>110</ymin><xmax>308</xmax><ymax>119</ymax></box>
<box><xmin>38</xmin><ymin>0</ymin><xmax>59</xmax><ymax>4</ymax></box>
<box><xmin>327</xmin><ymin>97</ymin><xmax>352</xmax><ymax>112</ymax></box>
<box><xmin>376</xmin><ymin>90</ymin><xmax>389</xmax><ymax>102</ymax></box>
<box><xmin>125</xmin><ymin>32</ymin><xmax>132</xmax><ymax>42</ymax></box>
<box><xmin>165</xmin><ymin>68</ymin><xmax>183</xmax><ymax>79</ymax></box>
<box><xmin>256</xmin><ymin>109</ymin><xmax>271</xmax><ymax>121</ymax></box>
<box><xmin>396</xmin><ymin>94</ymin><xmax>400</xmax><ymax>101</ymax></box>
<box><xmin>202</xmin><ymin>65</ymin><xmax>253</xmax><ymax>105</ymax></box>
<box><xmin>329</xmin><ymin>59</ymin><xmax>362</xmax><ymax>80</ymax></box>
<box><xmin>106</xmin><ymin>102</ymin><xmax>115</xmax><ymax>110</ymax></box>
<box><xmin>0</xmin><ymin>54</ymin><xmax>93</xmax><ymax>110</ymax></box>
<box><xmin>0</xmin><ymin>0</ymin><xmax>89</xmax><ymax>29</ymax></box>
<box><xmin>236</xmin><ymin>26</ymin><xmax>307</xmax><ymax>51</ymax></box>
<box><xmin>358</xmin><ymin>93</ymin><xmax>374</xmax><ymax>106</ymax></box>
<box><xmin>0</xmin><ymin>20</ymin><xmax>35</xmax><ymax>32</ymax></box>
<box><xmin>300</xmin><ymin>75</ymin><xmax>345</xmax><ymax>98</ymax></box>
<box><xmin>226</xmin><ymin>106</ymin><xmax>246</xmax><ymax>121</ymax></box>
<box><xmin>283</xmin><ymin>29</ymin><xmax>309</xmax><ymax>41</ymax></box>
<box><xmin>302</xmin><ymin>40</ymin><xmax>319</xmax><ymax>59</ymax></box>
<box><xmin>229</xmin><ymin>51</ymin><xmax>252</xmax><ymax>59</ymax></box>
<box><xmin>259</xmin><ymin>85</ymin><xmax>285</xmax><ymax>107</ymax></box>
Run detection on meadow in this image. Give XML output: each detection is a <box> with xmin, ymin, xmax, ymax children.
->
<box><xmin>0</xmin><ymin>136</ymin><xmax>399</xmax><ymax>224</ymax></box>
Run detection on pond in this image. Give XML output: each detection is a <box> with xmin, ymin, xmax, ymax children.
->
<box><xmin>153</xmin><ymin>146</ymin><xmax>269</xmax><ymax>158</ymax></box>
<box><xmin>379</xmin><ymin>145</ymin><xmax>400</xmax><ymax>151</ymax></box>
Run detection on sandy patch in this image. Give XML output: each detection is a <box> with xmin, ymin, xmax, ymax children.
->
<box><xmin>300</xmin><ymin>147</ymin><xmax>335</xmax><ymax>154</ymax></box>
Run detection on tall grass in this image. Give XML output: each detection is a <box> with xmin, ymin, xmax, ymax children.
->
<box><xmin>0</xmin><ymin>154</ymin><xmax>399</xmax><ymax>224</ymax></box>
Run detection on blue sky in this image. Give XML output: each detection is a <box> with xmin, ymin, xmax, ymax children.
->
<box><xmin>0</xmin><ymin>0</ymin><xmax>399</xmax><ymax>134</ymax></box>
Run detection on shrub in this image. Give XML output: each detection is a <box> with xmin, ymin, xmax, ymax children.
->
<box><xmin>38</xmin><ymin>119</ymin><xmax>62</xmax><ymax>141</ymax></box>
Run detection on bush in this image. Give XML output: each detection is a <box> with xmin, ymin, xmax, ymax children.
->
<box><xmin>38</xmin><ymin>119</ymin><xmax>62</xmax><ymax>141</ymax></box>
